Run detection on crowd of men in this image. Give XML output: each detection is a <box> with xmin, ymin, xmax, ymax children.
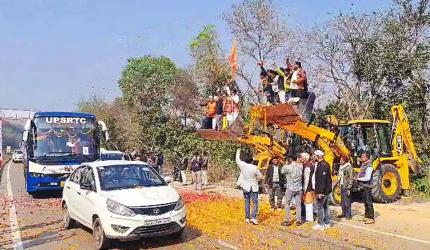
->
<box><xmin>173</xmin><ymin>151</ymin><xmax>210</xmax><ymax>190</ymax></box>
<box><xmin>202</xmin><ymin>85</ymin><xmax>240</xmax><ymax>130</ymax></box>
<box><xmin>201</xmin><ymin>58</ymin><xmax>314</xmax><ymax>130</ymax></box>
<box><xmin>132</xmin><ymin>151</ymin><xmax>165</xmax><ymax>175</ymax></box>
<box><xmin>259</xmin><ymin>58</ymin><xmax>308</xmax><ymax>105</ymax></box>
<box><xmin>236</xmin><ymin>148</ymin><xmax>376</xmax><ymax>229</ymax></box>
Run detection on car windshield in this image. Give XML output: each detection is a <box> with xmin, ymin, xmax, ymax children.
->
<box><xmin>15</xmin><ymin>151</ymin><xmax>23</xmax><ymax>154</ymax></box>
<box><xmin>97</xmin><ymin>164</ymin><xmax>166</xmax><ymax>190</ymax></box>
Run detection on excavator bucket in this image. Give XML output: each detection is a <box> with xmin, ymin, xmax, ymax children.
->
<box><xmin>252</xmin><ymin>93</ymin><xmax>315</xmax><ymax>126</ymax></box>
<box><xmin>254</xmin><ymin>103</ymin><xmax>301</xmax><ymax>126</ymax></box>
<box><xmin>197</xmin><ymin>116</ymin><xmax>245</xmax><ymax>141</ymax></box>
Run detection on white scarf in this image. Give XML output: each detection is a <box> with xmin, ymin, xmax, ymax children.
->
<box><xmin>312</xmin><ymin>162</ymin><xmax>318</xmax><ymax>190</ymax></box>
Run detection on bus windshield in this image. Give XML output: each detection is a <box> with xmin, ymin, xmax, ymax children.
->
<box><xmin>33</xmin><ymin>116</ymin><xmax>96</xmax><ymax>159</ymax></box>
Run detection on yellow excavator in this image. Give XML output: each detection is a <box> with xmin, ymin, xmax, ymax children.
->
<box><xmin>198</xmin><ymin>102</ymin><xmax>422</xmax><ymax>203</ymax></box>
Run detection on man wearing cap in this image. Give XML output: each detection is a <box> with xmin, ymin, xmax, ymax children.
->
<box><xmin>312</xmin><ymin>150</ymin><xmax>333</xmax><ymax>230</ymax></box>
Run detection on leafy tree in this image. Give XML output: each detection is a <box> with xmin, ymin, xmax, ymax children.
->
<box><xmin>189</xmin><ymin>25</ymin><xmax>230</xmax><ymax>95</ymax></box>
<box><xmin>119</xmin><ymin>56</ymin><xmax>177</xmax><ymax>118</ymax></box>
<box><xmin>224</xmin><ymin>0</ymin><xmax>288</xmax><ymax>100</ymax></box>
<box><xmin>170</xmin><ymin>69</ymin><xmax>201</xmax><ymax>124</ymax></box>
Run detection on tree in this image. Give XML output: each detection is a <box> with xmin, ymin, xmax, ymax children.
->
<box><xmin>118</xmin><ymin>56</ymin><xmax>177</xmax><ymax>117</ymax></box>
<box><xmin>78</xmin><ymin>95</ymin><xmax>130</xmax><ymax>150</ymax></box>
<box><xmin>189</xmin><ymin>25</ymin><xmax>230</xmax><ymax>95</ymax></box>
<box><xmin>307</xmin><ymin>13</ymin><xmax>381</xmax><ymax>119</ymax></box>
<box><xmin>170</xmin><ymin>69</ymin><xmax>201</xmax><ymax>125</ymax></box>
<box><xmin>309</xmin><ymin>0</ymin><xmax>430</xmax><ymax>164</ymax></box>
<box><xmin>223</xmin><ymin>0</ymin><xmax>288</xmax><ymax>99</ymax></box>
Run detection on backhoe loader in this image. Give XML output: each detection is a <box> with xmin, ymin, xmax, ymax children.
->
<box><xmin>198</xmin><ymin>102</ymin><xmax>422</xmax><ymax>203</ymax></box>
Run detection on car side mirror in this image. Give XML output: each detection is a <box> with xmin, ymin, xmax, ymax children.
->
<box><xmin>80</xmin><ymin>183</ymin><xmax>94</xmax><ymax>191</ymax></box>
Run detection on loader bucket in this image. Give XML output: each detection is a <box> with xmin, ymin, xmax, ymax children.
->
<box><xmin>197</xmin><ymin>116</ymin><xmax>245</xmax><ymax>141</ymax></box>
<box><xmin>253</xmin><ymin>93</ymin><xmax>316</xmax><ymax>126</ymax></box>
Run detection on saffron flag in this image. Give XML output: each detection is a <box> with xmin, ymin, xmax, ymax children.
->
<box><xmin>228</xmin><ymin>40</ymin><xmax>238</xmax><ymax>78</ymax></box>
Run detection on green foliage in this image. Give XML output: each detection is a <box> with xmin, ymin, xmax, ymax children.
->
<box><xmin>314</xmin><ymin>101</ymin><xmax>351</xmax><ymax>126</ymax></box>
<box><xmin>189</xmin><ymin>25</ymin><xmax>216</xmax><ymax>49</ymax></box>
<box><xmin>79</xmin><ymin>55</ymin><xmax>239</xmax><ymax>179</ymax></box>
<box><xmin>189</xmin><ymin>25</ymin><xmax>230</xmax><ymax>94</ymax></box>
<box><xmin>411</xmin><ymin>168</ymin><xmax>430</xmax><ymax>197</ymax></box>
<box><xmin>118</xmin><ymin>56</ymin><xmax>177</xmax><ymax>116</ymax></box>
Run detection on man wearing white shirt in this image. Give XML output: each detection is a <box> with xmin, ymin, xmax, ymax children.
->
<box><xmin>236</xmin><ymin>148</ymin><xmax>263</xmax><ymax>225</ymax></box>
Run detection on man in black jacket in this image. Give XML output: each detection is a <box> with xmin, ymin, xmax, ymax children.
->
<box><xmin>264</xmin><ymin>157</ymin><xmax>284</xmax><ymax>211</ymax></box>
<box><xmin>312</xmin><ymin>150</ymin><xmax>332</xmax><ymax>230</ymax></box>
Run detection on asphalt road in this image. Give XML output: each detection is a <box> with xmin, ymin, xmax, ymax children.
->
<box><xmin>1</xmin><ymin>161</ymin><xmax>430</xmax><ymax>250</ymax></box>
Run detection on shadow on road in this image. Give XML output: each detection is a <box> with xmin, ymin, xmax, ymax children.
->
<box><xmin>77</xmin><ymin>224</ymin><xmax>203</xmax><ymax>249</ymax></box>
<box><xmin>30</xmin><ymin>191</ymin><xmax>63</xmax><ymax>199</ymax></box>
<box><xmin>115</xmin><ymin>226</ymin><xmax>203</xmax><ymax>249</ymax></box>
<box><xmin>21</xmin><ymin>231</ymin><xmax>75</xmax><ymax>249</ymax></box>
<box><xmin>19</xmin><ymin>219</ymin><xmax>63</xmax><ymax>232</ymax></box>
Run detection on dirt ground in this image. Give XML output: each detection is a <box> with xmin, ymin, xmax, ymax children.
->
<box><xmin>173</xmin><ymin>180</ymin><xmax>430</xmax><ymax>250</ymax></box>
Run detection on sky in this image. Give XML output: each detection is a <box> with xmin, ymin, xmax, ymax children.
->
<box><xmin>0</xmin><ymin>0</ymin><xmax>391</xmax><ymax>111</ymax></box>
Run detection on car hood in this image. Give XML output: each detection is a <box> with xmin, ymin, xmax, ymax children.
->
<box><xmin>101</xmin><ymin>185</ymin><xmax>179</xmax><ymax>207</ymax></box>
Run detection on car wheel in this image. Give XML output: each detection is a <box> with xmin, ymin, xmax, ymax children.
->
<box><xmin>171</xmin><ymin>228</ymin><xmax>184</xmax><ymax>239</ymax></box>
<box><xmin>93</xmin><ymin>218</ymin><xmax>110</xmax><ymax>250</ymax></box>
<box><xmin>62</xmin><ymin>203</ymin><xmax>75</xmax><ymax>229</ymax></box>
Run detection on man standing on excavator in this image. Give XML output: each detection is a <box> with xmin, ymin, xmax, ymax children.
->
<box><xmin>288</xmin><ymin>61</ymin><xmax>308</xmax><ymax>101</ymax></box>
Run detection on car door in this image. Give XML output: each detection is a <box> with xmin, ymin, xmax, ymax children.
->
<box><xmin>64</xmin><ymin>167</ymin><xmax>86</xmax><ymax>222</ymax></box>
<box><xmin>77</xmin><ymin>167</ymin><xmax>98</xmax><ymax>227</ymax></box>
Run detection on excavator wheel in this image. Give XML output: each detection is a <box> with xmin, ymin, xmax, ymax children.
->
<box><xmin>371</xmin><ymin>164</ymin><xmax>402</xmax><ymax>203</ymax></box>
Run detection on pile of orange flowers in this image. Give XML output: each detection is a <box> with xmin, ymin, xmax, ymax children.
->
<box><xmin>180</xmin><ymin>190</ymin><xmax>342</xmax><ymax>249</ymax></box>
<box><xmin>180</xmin><ymin>191</ymin><xmax>283</xmax><ymax>248</ymax></box>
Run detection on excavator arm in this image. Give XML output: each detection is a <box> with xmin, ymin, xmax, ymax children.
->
<box><xmin>198</xmin><ymin>103</ymin><xmax>350</xmax><ymax>170</ymax></box>
<box><xmin>391</xmin><ymin>105</ymin><xmax>423</xmax><ymax>173</ymax></box>
<box><xmin>250</xmin><ymin>103</ymin><xmax>350</xmax><ymax>168</ymax></box>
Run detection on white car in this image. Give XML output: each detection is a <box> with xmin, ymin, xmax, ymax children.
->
<box><xmin>12</xmin><ymin>150</ymin><xmax>24</xmax><ymax>163</ymax></box>
<box><xmin>62</xmin><ymin>160</ymin><xmax>186</xmax><ymax>249</ymax></box>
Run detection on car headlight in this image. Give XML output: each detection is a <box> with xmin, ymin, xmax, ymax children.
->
<box><xmin>174</xmin><ymin>196</ymin><xmax>185</xmax><ymax>211</ymax></box>
<box><xmin>106</xmin><ymin>199</ymin><xmax>136</xmax><ymax>217</ymax></box>
<box><xmin>30</xmin><ymin>173</ymin><xmax>45</xmax><ymax>178</ymax></box>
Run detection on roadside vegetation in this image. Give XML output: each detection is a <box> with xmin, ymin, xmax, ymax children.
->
<box><xmin>79</xmin><ymin>0</ymin><xmax>430</xmax><ymax>196</ymax></box>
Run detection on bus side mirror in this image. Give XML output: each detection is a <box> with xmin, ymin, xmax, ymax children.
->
<box><xmin>98</xmin><ymin>121</ymin><xmax>109</xmax><ymax>142</ymax></box>
<box><xmin>22</xmin><ymin>131</ymin><xmax>28</xmax><ymax>142</ymax></box>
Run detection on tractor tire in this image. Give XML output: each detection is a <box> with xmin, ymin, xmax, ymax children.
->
<box><xmin>371</xmin><ymin>164</ymin><xmax>402</xmax><ymax>203</ymax></box>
